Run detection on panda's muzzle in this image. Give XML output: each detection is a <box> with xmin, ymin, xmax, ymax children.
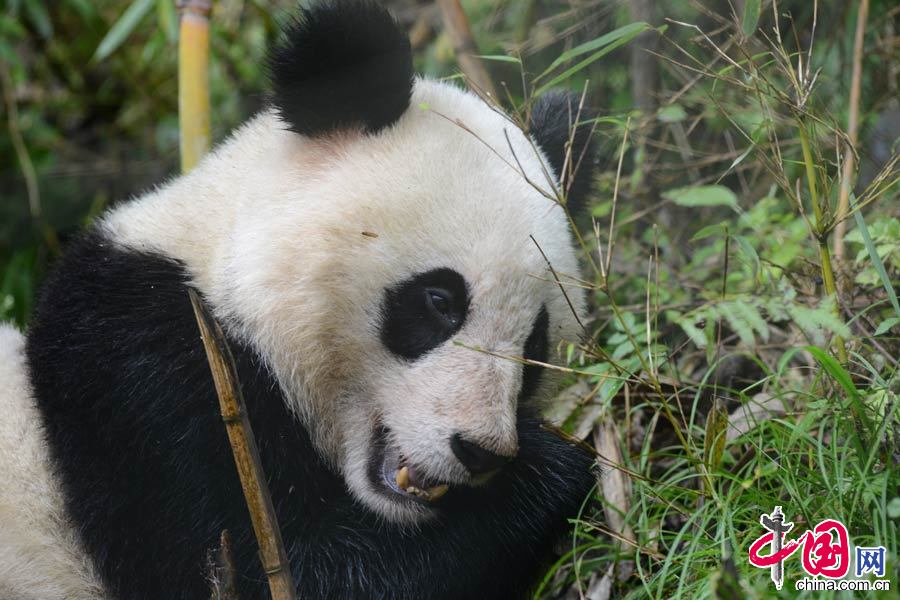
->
<box><xmin>370</xmin><ymin>425</ymin><xmax>450</xmax><ymax>505</ymax></box>
<box><xmin>368</xmin><ymin>423</ymin><xmax>517</xmax><ymax>507</ymax></box>
<box><xmin>449</xmin><ymin>433</ymin><xmax>513</xmax><ymax>476</ymax></box>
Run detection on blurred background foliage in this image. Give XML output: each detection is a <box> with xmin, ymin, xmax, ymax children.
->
<box><xmin>1</xmin><ymin>0</ymin><xmax>899</xmax><ymax>598</ymax></box>
<box><xmin>1</xmin><ymin>0</ymin><xmax>897</xmax><ymax>327</ymax></box>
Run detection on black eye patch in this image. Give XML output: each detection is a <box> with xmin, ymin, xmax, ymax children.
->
<box><xmin>520</xmin><ymin>306</ymin><xmax>549</xmax><ymax>402</ymax></box>
<box><xmin>381</xmin><ymin>268</ymin><xmax>470</xmax><ymax>360</ymax></box>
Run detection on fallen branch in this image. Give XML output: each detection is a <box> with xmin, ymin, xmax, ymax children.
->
<box><xmin>189</xmin><ymin>289</ymin><xmax>297</xmax><ymax>600</ymax></box>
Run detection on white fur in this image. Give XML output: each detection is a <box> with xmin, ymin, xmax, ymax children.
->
<box><xmin>0</xmin><ymin>324</ymin><xmax>108</xmax><ymax>599</ymax></box>
<box><xmin>100</xmin><ymin>79</ymin><xmax>586</xmax><ymax>522</ymax></box>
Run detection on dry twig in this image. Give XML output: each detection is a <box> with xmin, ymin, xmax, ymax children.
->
<box><xmin>189</xmin><ymin>290</ymin><xmax>297</xmax><ymax>600</ymax></box>
<box><xmin>436</xmin><ymin>0</ymin><xmax>499</xmax><ymax>100</ymax></box>
<box><xmin>833</xmin><ymin>0</ymin><xmax>869</xmax><ymax>260</ymax></box>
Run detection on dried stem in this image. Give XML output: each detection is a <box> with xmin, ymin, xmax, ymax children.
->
<box><xmin>833</xmin><ymin>0</ymin><xmax>869</xmax><ymax>260</ymax></box>
<box><xmin>606</xmin><ymin>116</ymin><xmax>631</xmax><ymax>278</ymax></box>
<box><xmin>435</xmin><ymin>0</ymin><xmax>499</xmax><ymax>100</ymax></box>
<box><xmin>189</xmin><ymin>290</ymin><xmax>298</xmax><ymax>600</ymax></box>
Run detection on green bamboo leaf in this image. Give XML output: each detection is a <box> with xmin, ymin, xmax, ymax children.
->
<box><xmin>66</xmin><ymin>0</ymin><xmax>96</xmax><ymax>19</ymax></box>
<box><xmin>477</xmin><ymin>54</ymin><xmax>521</xmax><ymax>64</ymax></box>
<box><xmin>704</xmin><ymin>315</ymin><xmax>716</xmax><ymax>364</ymax></box>
<box><xmin>657</xmin><ymin>104</ymin><xmax>686</xmax><ymax>123</ymax></box>
<box><xmin>742</xmin><ymin>0</ymin><xmax>761</xmax><ymax>37</ymax></box>
<box><xmin>852</xmin><ymin>197</ymin><xmax>900</xmax><ymax>319</ymax></box>
<box><xmin>874</xmin><ymin>317</ymin><xmax>900</xmax><ymax>336</ymax></box>
<box><xmin>805</xmin><ymin>345</ymin><xmax>857</xmax><ymax>398</ymax></box>
<box><xmin>662</xmin><ymin>185</ymin><xmax>739</xmax><ymax>211</ymax></box>
<box><xmin>734</xmin><ymin>235</ymin><xmax>761</xmax><ymax>282</ymax></box>
<box><xmin>691</xmin><ymin>222</ymin><xmax>728</xmax><ymax>241</ymax></box>
<box><xmin>534</xmin><ymin>22</ymin><xmax>651</xmax><ymax>95</ymax></box>
<box><xmin>23</xmin><ymin>0</ymin><xmax>52</xmax><ymax>38</ymax></box>
<box><xmin>805</xmin><ymin>345</ymin><xmax>872</xmax><ymax>438</ymax></box>
<box><xmin>540</xmin><ymin>22</ymin><xmax>650</xmax><ymax>77</ymax></box>
<box><xmin>157</xmin><ymin>0</ymin><xmax>177</xmax><ymax>43</ymax></box>
<box><xmin>93</xmin><ymin>0</ymin><xmax>155</xmax><ymax>62</ymax></box>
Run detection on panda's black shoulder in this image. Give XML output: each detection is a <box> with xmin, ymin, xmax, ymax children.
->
<box><xmin>24</xmin><ymin>227</ymin><xmax>316</xmax><ymax>598</ymax></box>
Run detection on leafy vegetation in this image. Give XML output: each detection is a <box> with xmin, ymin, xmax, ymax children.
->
<box><xmin>2</xmin><ymin>0</ymin><xmax>897</xmax><ymax>598</ymax></box>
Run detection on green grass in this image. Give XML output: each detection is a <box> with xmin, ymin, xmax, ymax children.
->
<box><xmin>540</xmin><ymin>352</ymin><xmax>898</xmax><ymax>598</ymax></box>
<box><xmin>518</xmin><ymin>3</ymin><xmax>900</xmax><ymax>597</ymax></box>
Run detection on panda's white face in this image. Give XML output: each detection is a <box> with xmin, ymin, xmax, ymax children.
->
<box><xmin>103</xmin><ymin>80</ymin><xmax>585</xmax><ymax>523</ymax></box>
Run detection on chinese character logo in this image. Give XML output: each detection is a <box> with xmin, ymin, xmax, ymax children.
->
<box><xmin>748</xmin><ymin>507</ymin><xmax>851</xmax><ymax>586</ymax></box>
<box><xmin>748</xmin><ymin>506</ymin><xmax>794</xmax><ymax>589</ymax></box>
<box><xmin>856</xmin><ymin>547</ymin><xmax>886</xmax><ymax>578</ymax></box>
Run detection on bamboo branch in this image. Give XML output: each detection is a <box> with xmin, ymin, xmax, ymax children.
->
<box><xmin>797</xmin><ymin>123</ymin><xmax>849</xmax><ymax>364</ymax></box>
<box><xmin>833</xmin><ymin>0</ymin><xmax>868</xmax><ymax>261</ymax></box>
<box><xmin>177</xmin><ymin>0</ymin><xmax>212</xmax><ymax>173</ymax></box>
<box><xmin>189</xmin><ymin>290</ymin><xmax>298</xmax><ymax>600</ymax></box>
<box><xmin>435</xmin><ymin>0</ymin><xmax>498</xmax><ymax>100</ymax></box>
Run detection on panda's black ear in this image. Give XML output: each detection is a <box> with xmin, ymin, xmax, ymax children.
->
<box><xmin>268</xmin><ymin>0</ymin><xmax>413</xmax><ymax>136</ymax></box>
<box><xmin>529</xmin><ymin>91</ymin><xmax>598</xmax><ymax>215</ymax></box>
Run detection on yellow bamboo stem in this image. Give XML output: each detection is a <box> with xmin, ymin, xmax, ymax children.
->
<box><xmin>178</xmin><ymin>0</ymin><xmax>212</xmax><ymax>173</ymax></box>
<box><xmin>189</xmin><ymin>290</ymin><xmax>298</xmax><ymax>600</ymax></box>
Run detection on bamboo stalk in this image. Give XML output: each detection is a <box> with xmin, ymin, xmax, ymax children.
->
<box><xmin>435</xmin><ymin>0</ymin><xmax>498</xmax><ymax>100</ymax></box>
<box><xmin>833</xmin><ymin>0</ymin><xmax>868</xmax><ymax>261</ymax></box>
<box><xmin>177</xmin><ymin>0</ymin><xmax>212</xmax><ymax>173</ymax></box>
<box><xmin>797</xmin><ymin>123</ymin><xmax>849</xmax><ymax>364</ymax></box>
<box><xmin>189</xmin><ymin>290</ymin><xmax>298</xmax><ymax>600</ymax></box>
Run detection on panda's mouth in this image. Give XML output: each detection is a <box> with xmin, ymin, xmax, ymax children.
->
<box><xmin>369</xmin><ymin>426</ymin><xmax>451</xmax><ymax>504</ymax></box>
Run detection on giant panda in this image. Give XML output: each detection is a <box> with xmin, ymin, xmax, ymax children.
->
<box><xmin>0</xmin><ymin>1</ymin><xmax>599</xmax><ymax>598</ymax></box>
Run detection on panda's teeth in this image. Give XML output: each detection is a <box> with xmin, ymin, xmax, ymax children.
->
<box><xmin>395</xmin><ymin>466</ymin><xmax>410</xmax><ymax>490</ymax></box>
<box><xmin>426</xmin><ymin>484</ymin><xmax>449</xmax><ymax>501</ymax></box>
<box><xmin>402</xmin><ymin>484</ymin><xmax>450</xmax><ymax>502</ymax></box>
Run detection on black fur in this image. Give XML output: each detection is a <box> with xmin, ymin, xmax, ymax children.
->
<box><xmin>26</xmin><ymin>229</ymin><xmax>596</xmax><ymax>599</ymax></box>
<box><xmin>450</xmin><ymin>434</ymin><xmax>510</xmax><ymax>474</ymax></box>
<box><xmin>529</xmin><ymin>91</ymin><xmax>598</xmax><ymax>214</ymax></box>
<box><xmin>520</xmin><ymin>306</ymin><xmax>549</xmax><ymax>402</ymax></box>
<box><xmin>268</xmin><ymin>0</ymin><xmax>413</xmax><ymax>136</ymax></box>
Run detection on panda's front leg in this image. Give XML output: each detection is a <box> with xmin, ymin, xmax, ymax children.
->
<box><xmin>280</xmin><ymin>416</ymin><xmax>595</xmax><ymax>600</ymax></box>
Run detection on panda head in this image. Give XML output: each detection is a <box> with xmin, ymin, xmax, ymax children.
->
<box><xmin>209</xmin><ymin>0</ymin><xmax>596</xmax><ymax>523</ymax></box>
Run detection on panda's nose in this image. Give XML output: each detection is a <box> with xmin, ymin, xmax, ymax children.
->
<box><xmin>450</xmin><ymin>433</ymin><xmax>513</xmax><ymax>475</ymax></box>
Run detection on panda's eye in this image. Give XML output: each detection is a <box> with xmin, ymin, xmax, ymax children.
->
<box><xmin>425</xmin><ymin>288</ymin><xmax>454</xmax><ymax>321</ymax></box>
<box><xmin>381</xmin><ymin>268</ymin><xmax>470</xmax><ymax>360</ymax></box>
